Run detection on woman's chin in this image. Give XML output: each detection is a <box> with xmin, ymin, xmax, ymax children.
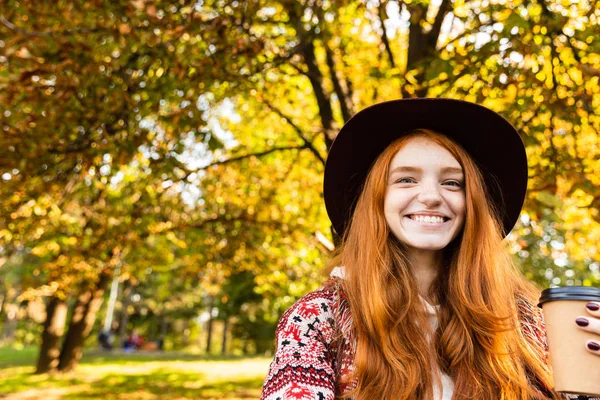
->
<box><xmin>403</xmin><ymin>239</ymin><xmax>450</xmax><ymax>252</ymax></box>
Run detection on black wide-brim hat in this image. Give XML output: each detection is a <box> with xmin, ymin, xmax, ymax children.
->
<box><xmin>324</xmin><ymin>98</ymin><xmax>528</xmax><ymax>237</ymax></box>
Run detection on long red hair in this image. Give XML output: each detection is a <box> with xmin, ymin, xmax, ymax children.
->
<box><xmin>330</xmin><ymin>129</ymin><xmax>556</xmax><ymax>399</ymax></box>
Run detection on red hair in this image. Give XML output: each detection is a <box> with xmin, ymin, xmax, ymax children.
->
<box><xmin>330</xmin><ymin>129</ymin><xmax>556</xmax><ymax>399</ymax></box>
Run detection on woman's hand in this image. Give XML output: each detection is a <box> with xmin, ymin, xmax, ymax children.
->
<box><xmin>576</xmin><ymin>301</ymin><xmax>600</xmax><ymax>355</ymax></box>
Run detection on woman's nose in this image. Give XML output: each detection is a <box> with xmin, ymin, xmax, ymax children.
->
<box><xmin>417</xmin><ymin>182</ymin><xmax>443</xmax><ymax>206</ymax></box>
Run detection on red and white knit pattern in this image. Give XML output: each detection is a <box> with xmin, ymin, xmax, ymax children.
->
<box><xmin>260</xmin><ymin>279</ymin><xmax>598</xmax><ymax>400</ymax></box>
<box><xmin>260</xmin><ymin>290</ymin><xmax>334</xmax><ymax>399</ymax></box>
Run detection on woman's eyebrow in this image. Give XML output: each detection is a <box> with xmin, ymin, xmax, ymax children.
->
<box><xmin>388</xmin><ymin>166</ymin><xmax>463</xmax><ymax>174</ymax></box>
<box><xmin>441</xmin><ymin>167</ymin><xmax>464</xmax><ymax>175</ymax></box>
<box><xmin>388</xmin><ymin>166</ymin><xmax>420</xmax><ymax>174</ymax></box>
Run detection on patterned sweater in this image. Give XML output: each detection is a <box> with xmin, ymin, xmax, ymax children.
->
<box><xmin>260</xmin><ymin>278</ymin><xmax>598</xmax><ymax>400</ymax></box>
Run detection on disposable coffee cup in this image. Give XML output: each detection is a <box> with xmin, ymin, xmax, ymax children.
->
<box><xmin>538</xmin><ymin>286</ymin><xmax>600</xmax><ymax>396</ymax></box>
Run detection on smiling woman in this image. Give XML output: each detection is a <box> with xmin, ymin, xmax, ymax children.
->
<box><xmin>260</xmin><ymin>98</ymin><xmax>600</xmax><ymax>400</ymax></box>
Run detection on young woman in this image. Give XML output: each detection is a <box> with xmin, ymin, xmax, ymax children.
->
<box><xmin>260</xmin><ymin>99</ymin><xmax>600</xmax><ymax>400</ymax></box>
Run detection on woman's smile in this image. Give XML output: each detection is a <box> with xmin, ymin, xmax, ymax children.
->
<box><xmin>404</xmin><ymin>214</ymin><xmax>450</xmax><ymax>227</ymax></box>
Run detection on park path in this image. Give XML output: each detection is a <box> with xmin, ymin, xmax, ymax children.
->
<box><xmin>0</xmin><ymin>385</ymin><xmax>87</xmax><ymax>399</ymax></box>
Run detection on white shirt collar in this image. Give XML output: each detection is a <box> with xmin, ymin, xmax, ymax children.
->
<box><xmin>330</xmin><ymin>266</ymin><xmax>439</xmax><ymax>314</ymax></box>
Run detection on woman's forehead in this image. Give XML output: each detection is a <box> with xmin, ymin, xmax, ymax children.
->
<box><xmin>388</xmin><ymin>137</ymin><xmax>463</xmax><ymax>171</ymax></box>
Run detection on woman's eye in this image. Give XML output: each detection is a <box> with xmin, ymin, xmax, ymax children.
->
<box><xmin>395</xmin><ymin>177</ymin><xmax>415</xmax><ymax>184</ymax></box>
<box><xmin>443</xmin><ymin>180</ymin><xmax>463</xmax><ymax>187</ymax></box>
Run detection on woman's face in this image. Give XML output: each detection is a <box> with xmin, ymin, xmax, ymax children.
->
<box><xmin>384</xmin><ymin>137</ymin><xmax>466</xmax><ymax>252</ymax></box>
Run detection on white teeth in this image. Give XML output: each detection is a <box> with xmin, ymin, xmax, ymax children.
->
<box><xmin>411</xmin><ymin>215</ymin><xmax>445</xmax><ymax>223</ymax></box>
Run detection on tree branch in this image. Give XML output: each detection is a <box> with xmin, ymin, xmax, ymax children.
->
<box><xmin>176</xmin><ymin>144</ymin><xmax>307</xmax><ymax>182</ymax></box>
<box><xmin>201</xmin><ymin>145</ymin><xmax>307</xmax><ymax>170</ymax></box>
<box><xmin>427</xmin><ymin>0</ymin><xmax>453</xmax><ymax>48</ymax></box>
<box><xmin>377</xmin><ymin>1</ymin><xmax>396</xmax><ymax>68</ymax></box>
<box><xmin>324</xmin><ymin>44</ymin><xmax>352</xmax><ymax>123</ymax></box>
<box><xmin>336</xmin><ymin>39</ymin><xmax>355</xmax><ymax>111</ymax></box>
<box><xmin>261</xmin><ymin>100</ymin><xmax>327</xmax><ymax>166</ymax></box>
<box><xmin>285</xmin><ymin>3</ymin><xmax>335</xmax><ymax>150</ymax></box>
<box><xmin>437</xmin><ymin>20</ymin><xmax>494</xmax><ymax>50</ymax></box>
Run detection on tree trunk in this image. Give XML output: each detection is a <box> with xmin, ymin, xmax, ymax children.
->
<box><xmin>35</xmin><ymin>296</ymin><xmax>68</xmax><ymax>374</ymax></box>
<box><xmin>403</xmin><ymin>4</ymin><xmax>429</xmax><ymax>98</ymax></box>
<box><xmin>118</xmin><ymin>280</ymin><xmax>132</xmax><ymax>348</ymax></box>
<box><xmin>301</xmin><ymin>40</ymin><xmax>336</xmax><ymax>149</ymax></box>
<box><xmin>160</xmin><ymin>314</ymin><xmax>168</xmax><ymax>337</ymax></box>
<box><xmin>205</xmin><ymin>301</ymin><xmax>214</xmax><ymax>354</ymax></box>
<box><xmin>0</xmin><ymin>302</ymin><xmax>18</xmax><ymax>345</ymax></box>
<box><xmin>0</xmin><ymin>287</ymin><xmax>5</xmax><ymax>316</ymax></box>
<box><xmin>0</xmin><ymin>283</ymin><xmax>20</xmax><ymax>346</ymax></box>
<box><xmin>103</xmin><ymin>266</ymin><xmax>121</xmax><ymax>331</ymax></box>
<box><xmin>403</xmin><ymin>0</ymin><xmax>453</xmax><ymax>98</ymax></box>
<box><xmin>221</xmin><ymin>317</ymin><xmax>229</xmax><ymax>355</ymax></box>
<box><xmin>57</xmin><ymin>272</ymin><xmax>110</xmax><ymax>372</ymax></box>
<box><xmin>182</xmin><ymin>319</ymin><xmax>190</xmax><ymax>348</ymax></box>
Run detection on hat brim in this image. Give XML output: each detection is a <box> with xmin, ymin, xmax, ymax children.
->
<box><xmin>323</xmin><ymin>98</ymin><xmax>528</xmax><ymax>237</ymax></box>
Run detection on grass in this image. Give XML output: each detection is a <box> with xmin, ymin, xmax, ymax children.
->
<box><xmin>0</xmin><ymin>346</ymin><xmax>38</xmax><ymax>367</ymax></box>
<box><xmin>0</xmin><ymin>346</ymin><xmax>271</xmax><ymax>399</ymax></box>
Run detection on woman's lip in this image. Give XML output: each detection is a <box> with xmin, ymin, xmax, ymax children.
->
<box><xmin>404</xmin><ymin>216</ymin><xmax>450</xmax><ymax>225</ymax></box>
